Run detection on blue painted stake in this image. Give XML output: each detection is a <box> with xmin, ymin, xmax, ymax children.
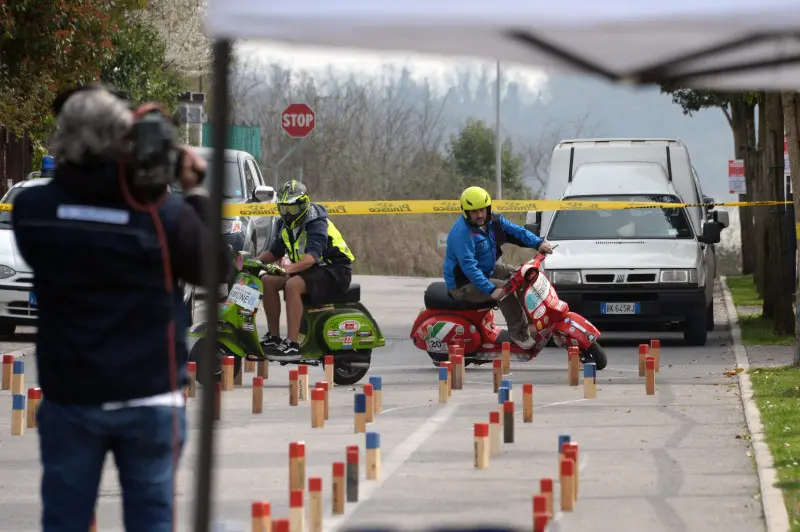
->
<box><xmin>498</xmin><ymin>387</ymin><xmax>509</xmax><ymax>404</ymax></box>
<box><xmin>12</xmin><ymin>359</ymin><xmax>23</xmax><ymax>374</ymax></box>
<box><xmin>354</xmin><ymin>393</ymin><xmax>367</xmax><ymax>414</ymax></box>
<box><xmin>366</xmin><ymin>431</ymin><xmax>380</xmax><ymax>449</ymax></box>
<box><xmin>501</xmin><ymin>379</ymin><xmax>512</xmax><ymax>390</ymax></box>
<box><xmin>558</xmin><ymin>434</ymin><xmax>571</xmax><ymax>454</ymax></box>
<box><xmin>369</xmin><ymin>376</ymin><xmax>382</xmax><ymax>390</ymax></box>
<box><xmin>366</xmin><ymin>431</ymin><xmax>381</xmax><ymax>479</ymax></box>
<box><xmin>438</xmin><ymin>367</ymin><xmax>448</xmax><ymax>381</ymax></box>
<box><xmin>583</xmin><ymin>362</ymin><xmax>596</xmax><ymax>380</ymax></box>
<box><xmin>12</xmin><ymin>393</ymin><xmax>25</xmax><ymax>410</ymax></box>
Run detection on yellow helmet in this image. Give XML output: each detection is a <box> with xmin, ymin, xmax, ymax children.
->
<box><xmin>460</xmin><ymin>186</ymin><xmax>492</xmax><ymax>221</ymax></box>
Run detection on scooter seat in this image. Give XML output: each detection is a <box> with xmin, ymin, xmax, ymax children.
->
<box><xmin>424</xmin><ymin>282</ymin><xmax>494</xmax><ymax>311</ymax></box>
<box><xmin>299</xmin><ymin>283</ymin><xmax>361</xmax><ymax>305</ymax></box>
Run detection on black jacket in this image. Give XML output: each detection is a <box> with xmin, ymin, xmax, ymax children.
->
<box><xmin>12</xmin><ymin>159</ymin><xmax>229</xmax><ymax>404</ymax></box>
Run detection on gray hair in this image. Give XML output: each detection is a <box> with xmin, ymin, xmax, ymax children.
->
<box><xmin>50</xmin><ymin>88</ymin><xmax>134</xmax><ymax>165</ymax></box>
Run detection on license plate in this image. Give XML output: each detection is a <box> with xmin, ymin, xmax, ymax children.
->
<box><xmin>601</xmin><ymin>302</ymin><xmax>639</xmax><ymax>315</ymax></box>
<box><xmin>29</xmin><ymin>291</ymin><xmax>37</xmax><ymax>307</ymax></box>
<box><xmin>227</xmin><ymin>283</ymin><xmax>260</xmax><ymax>311</ymax></box>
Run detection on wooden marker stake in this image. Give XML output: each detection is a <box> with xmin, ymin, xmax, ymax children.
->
<box><xmin>311</xmin><ymin>387</ymin><xmax>325</xmax><ymax>428</ymax></box>
<box><xmin>448</xmin><ymin>342</ymin><xmax>458</xmax><ymax>366</ymax></box>
<box><xmin>501</xmin><ymin>341</ymin><xmax>511</xmax><ymax>374</ymax></box>
<box><xmin>316</xmin><ymin>381</ymin><xmax>330</xmax><ymax>420</ymax></box>
<box><xmin>497</xmin><ymin>387</ymin><xmax>509</xmax><ymax>428</ymax></box>
<box><xmin>324</xmin><ymin>355</ymin><xmax>334</xmax><ymax>386</ymax></box>
<box><xmin>567</xmin><ymin>347</ymin><xmax>579</xmax><ymax>386</ymax></box>
<box><xmin>456</xmin><ymin>346</ymin><xmax>466</xmax><ymax>383</ymax></box>
<box><xmin>533</xmin><ymin>495</ymin><xmax>549</xmax><ymax>531</ymax></box>
<box><xmin>441</xmin><ymin>361</ymin><xmax>452</xmax><ymax>396</ymax></box>
<box><xmin>540</xmin><ymin>478</ymin><xmax>554</xmax><ymax>517</ymax></box>
<box><xmin>2</xmin><ymin>354</ymin><xmax>13</xmax><ymax>390</ymax></box>
<box><xmin>560</xmin><ymin>458</ymin><xmax>575</xmax><ymax>511</ymax></box>
<box><xmin>492</xmin><ymin>359</ymin><xmax>502</xmax><ymax>393</ymax></box>
<box><xmin>557</xmin><ymin>434</ymin><xmax>571</xmax><ymax>469</ymax></box>
<box><xmin>289</xmin><ymin>489</ymin><xmax>304</xmax><ymax>532</ymax></box>
<box><xmin>11</xmin><ymin>393</ymin><xmax>24</xmax><ymax>435</ymax></box>
<box><xmin>221</xmin><ymin>356</ymin><xmax>234</xmax><ymax>391</ymax></box>
<box><xmin>234</xmin><ymin>360</ymin><xmax>243</xmax><ymax>386</ymax></box>
<box><xmin>214</xmin><ymin>382</ymin><xmax>222</xmax><ymax>421</ymax></box>
<box><xmin>646</xmin><ymin>355</ymin><xmax>656</xmax><ymax>395</ymax></box>
<box><xmin>503</xmin><ymin>401</ymin><xmax>515</xmax><ymax>444</ymax></box>
<box><xmin>366</xmin><ymin>431</ymin><xmax>381</xmax><ymax>480</ymax></box>
<box><xmin>288</xmin><ymin>370</ymin><xmax>299</xmax><ymax>406</ymax></box>
<box><xmin>474</xmin><ymin>422</ymin><xmax>489</xmax><ymax>469</ymax></box>
<box><xmin>308</xmin><ymin>478</ymin><xmax>323</xmax><ymax>532</ymax></box>
<box><xmin>251</xmin><ymin>501</ymin><xmax>270</xmax><ymax>532</ymax></box>
<box><xmin>489</xmin><ymin>411</ymin><xmax>501</xmax><ymax>456</ymax></box>
<box><xmin>297</xmin><ymin>364</ymin><xmax>309</xmax><ymax>401</ymax></box>
<box><xmin>187</xmin><ymin>361</ymin><xmax>197</xmax><ymax>397</ymax></box>
<box><xmin>257</xmin><ymin>359</ymin><xmax>269</xmax><ymax>380</ymax></box>
<box><xmin>346</xmin><ymin>445</ymin><xmax>359</xmax><ymax>502</ymax></box>
<box><xmin>90</xmin><ymin>514</ymin><xmax>97</xmax><ymax>532</ymax></box>
<box><xmin>363</xmin><ymin>383</ymin><xmax>375</xmax><ymax>422</ymax></box>
<box><xmin>252</xmin><ymin>376</ymin><xmax>264</xmax><ymax>413</ymax></box>
<box><xmin>583</xmin><ymin>362</ymin><xmax>597</xmax><ymax>399</ymax></box>
<box><xmin>289</xmin><ymin>441</ymin><xmax>306</xmax><ymax>491</ymax></box>
<box><xmin>651</xmin><ymin>339</ymin><xmax>661</xmax><ymax>372</ymax></box>
<box><xmin>438</xmin><ymin>367</ymin><xmax>449</xmax><ymax>403</ymax></box>
<box><xmin>566</xmin><ymin>443</ymin><xmax>579</xmax><ymax>500</ymax></box>
<box><xmin>244</xmin><ymin>358</ymin><xmax>255</xmax><ymax>373</ymax></box>
<box><xmin>332</xmin><ymin>462</ymin><xmax>345</xmax><ymax>514</ymax></box>
<box><xmin>452</xmin><ymin>354</ymin><xmax>464</xmax><ymax>390</ymax></box>
<box><xmin>11</xmin><ymin>359</ymin><xmax>24</xmax><ymax>395</ymax></box>
<box><xmin>522</xmin><ymin>383</ymin><xmax>533</xmax><ymax>423</ymax></box>
<box><xmin>369</xmin><ymin>376</ymin><xmax>382</xmax><ymax>414</ymax></box>
<box><xmin>27</xmin><ymin>387</ymin><xmax>41</xmax><ymax>429</ymax></box>
<box><xmin>638</xmin><ymin>344</ymin><xmax>649</xmax><ymax>377</ymax></box>
<box><xmin>354</xmin><ymin>393</ymin><xmax>367</xmax><ymax>433</ymax></box>
<box><xmin>273</xmin><ymin>519</ymin><xmax>290</xmax><ymax>532</ymax></box>
<box><xmin>501</xmin><ymin>379</ymin><xmax>513</xmax><ymax>402</ymax></box>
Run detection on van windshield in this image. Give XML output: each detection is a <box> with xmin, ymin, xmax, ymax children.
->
<box><xmin>547</xmin><ymin>194</ymin><xmax>694</xmax><ymax>240</ymax></box>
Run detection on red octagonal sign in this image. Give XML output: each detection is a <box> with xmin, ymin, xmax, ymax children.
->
<box><xmin>281</xmin><ymin>103</ymin><xmax>316</xmax><ymax>139</ymax></box>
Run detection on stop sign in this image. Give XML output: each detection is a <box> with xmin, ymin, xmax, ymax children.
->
<box><xmin>281</xmin><ymin>103</ymin><xmax>316</xmax><ymax>138</ymax></box>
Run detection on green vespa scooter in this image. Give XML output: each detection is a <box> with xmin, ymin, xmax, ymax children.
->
<box><xmin>187</xmin><ymin>251</ymin><xmax>385</xmax><ymax>386</ymax></box>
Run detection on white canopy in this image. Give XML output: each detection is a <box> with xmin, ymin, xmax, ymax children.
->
<box><xmin>205</xmin><ymin>0</ymin><xmax>800</xmax><ymax>89</ymax></box>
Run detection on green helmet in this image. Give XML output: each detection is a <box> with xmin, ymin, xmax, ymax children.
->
<box><xmin>277</xmin><ymin>180</ymin><xmax>310</xmax><ymax>229</ymax></box>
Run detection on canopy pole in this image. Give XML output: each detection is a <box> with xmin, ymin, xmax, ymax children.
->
<box><xmin>193</xmin><ymin>38</ymin><xmax>231</xmax><ymax>532</ymax></box>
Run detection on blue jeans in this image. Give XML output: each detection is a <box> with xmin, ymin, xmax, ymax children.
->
<box><xmin>37</xmin><ymin>399</ymin><xmax>187</xmax><ymax>532</ymax></box>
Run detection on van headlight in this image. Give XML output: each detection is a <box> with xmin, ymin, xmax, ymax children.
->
<box><xmin>0</xmin><ymin>265</ymin><xmax>15</xmax><ymax>279</ymax></box>
<box><xmin>659</xmin><ymin>269</ymin><xmax>698</xmax><ymax>283</ymax></box>
<box><xmin>549</xmin><ymin>270</ymin><xmax>582</xmax><ymax>285</ymax></box>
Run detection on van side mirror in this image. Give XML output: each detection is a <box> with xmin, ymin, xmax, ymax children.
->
<box><xmin>525</xmin><ymin>223</ymin><xmax>540</xmax><ymax>235</ymax></box>
<box><xmin>254</xmin><ymin>185</ymin><xmax>275</xmax><ymax>202</ymax></box>
<box><xmin>699</xmin><ymin>221</ymin><xmax>721</xmax><ymax>244</ymax></box>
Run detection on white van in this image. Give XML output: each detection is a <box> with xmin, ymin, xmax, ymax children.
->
<box><xmin>526</xmin><ymin>138</ymin><xmax>729</xmax><ymax>346</ymax></box>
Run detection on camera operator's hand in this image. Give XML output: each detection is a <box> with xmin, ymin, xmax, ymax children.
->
<box><xmin>177</xmin><ymin>146</ymin><xmax>206</xmax><ymax>190</ymax></box>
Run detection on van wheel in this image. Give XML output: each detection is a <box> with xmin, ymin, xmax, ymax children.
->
<box><xmin>684</xmin><ymin>308</ymin><xmax>708</xmax><ymax>346</ymax></box>
<box><xmin>706</xmin><ymin>302</ymin><xmax>714</xmax><ymax>331</ymax></box>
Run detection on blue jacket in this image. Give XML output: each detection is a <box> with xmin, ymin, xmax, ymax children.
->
<box><xmin>443</xmin><ymin>213</ymin><xmax>544</xmax><ymax>296</ymax></box>
<box><xmin>12</xmin><ymin>160</ymin><xmax>230</xmax><ymax>405</ymax></box>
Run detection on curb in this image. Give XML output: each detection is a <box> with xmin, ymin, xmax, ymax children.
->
<box><xmin>5</xmin><ymin>345</ymin><xmax>35</xmax><ymax>358</ymax></box>
<box><xmin>720</xmin><ymin>276</ymin><xmax>790</xmax><ymax>532</ymax></box>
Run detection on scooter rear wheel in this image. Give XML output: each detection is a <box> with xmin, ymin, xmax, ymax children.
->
<box><xmin>581</xmin><ymin>342</ymin><xmax>608</xmax><ymax>370</ymax></box>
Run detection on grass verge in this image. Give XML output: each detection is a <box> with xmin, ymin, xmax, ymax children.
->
<box><xmin>726</xmin><ymin>275</ymin><xmax>794</xmax><ymax>346</ymax></box>
<box><xmin>749</xmin><ymin>366</ymin><xmax>800</xmax><ymax>530</ymax></box>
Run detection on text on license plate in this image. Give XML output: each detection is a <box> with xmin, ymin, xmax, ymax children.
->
<box><xmin>29</xmin><ymin>291</ymin><xmax>37</xmax><ymax>307</ymax></box>
<box><xmin>601</xmin><ymin>302</ymin><xmax>640</xmax><ymax>315</ymax></box>
<box><xmin>227</xmin><ymin>284</ymin><xmax>260</xmax><ymax>312</ymax></box>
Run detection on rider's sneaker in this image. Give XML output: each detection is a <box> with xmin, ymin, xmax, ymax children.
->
<box><xmin>274</xmin><ymin>339</ymin><xmax>302</xmax><ymax>360</ymax></box>
<box><xmin>260</xmin><ymin>334</ymin><xmax>284</xmax><ymax>349</ymax></box>
<box><xmin>510</xmin><ymin>333</ymin><xmax>535</xmax><ymax>350</ymax></box>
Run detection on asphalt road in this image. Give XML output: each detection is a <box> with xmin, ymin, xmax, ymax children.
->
<box><xmin>0</xmin><ymin>276</ymin><xmax>763</xmax><ymax>532</ymax></box>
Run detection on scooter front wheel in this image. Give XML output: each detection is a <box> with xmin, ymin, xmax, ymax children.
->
<box><xmin>189</xmin><ymin>338</ymin><xmax>241</xmax><ymax>387</ymax></box>
<box><xmin>581</xmin><ymin>342</ymin><xmax>608</xmax><ymax>370</ymax></box>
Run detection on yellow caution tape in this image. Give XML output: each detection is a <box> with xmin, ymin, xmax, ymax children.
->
<box><xmin>0</xmin><ymin>199</ymin><xmax>791</xmax><ymax>217</ymax></box>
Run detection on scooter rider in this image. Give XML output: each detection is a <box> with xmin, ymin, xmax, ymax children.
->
<box><xmin>256</xmin><ymin>180</ymin><xmax>355</xmax><ymax>359</ymax></box>
<box><xmin>443</xmin><ymin>186</ymin><xmax>552</xmax><ymax>350</ymax></box>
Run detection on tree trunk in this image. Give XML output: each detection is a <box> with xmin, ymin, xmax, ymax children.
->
<box><xmin>755</xmin><ymin>95</ymin><xmax>768</xmax><ymax>298</ymax></box>
<box><xmin>781</xmin><ymin>91</ymin><xmax>800</xmax><ymax>364</ymax></box>
<box><xmin>761</xmin><ymin>92</ymin><xmax>794</xmax><ymax>332</ymax></box>
<box><xmin>731</xmin><ymin>97</ymin><xmax>756</xmax><ymax>274</ymax></box>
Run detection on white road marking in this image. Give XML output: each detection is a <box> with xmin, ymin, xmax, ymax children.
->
<box><xmin>322</xmin><ymin>403</ymin><xmax>460</xmax><ymax>532</ymax></box>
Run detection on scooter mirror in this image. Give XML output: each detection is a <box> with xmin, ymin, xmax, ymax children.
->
<box><xmin>235</xmin><ymin>253</ymin><xmax>244</xmax><ymax>271</ymax></box>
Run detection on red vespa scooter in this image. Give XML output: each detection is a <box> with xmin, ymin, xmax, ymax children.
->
<box><xmin>410</xmin><ymin>248</ymin><xmax>608</xmax><ymax>369</ymax></box>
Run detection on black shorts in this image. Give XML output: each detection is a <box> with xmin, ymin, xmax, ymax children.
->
<box><xmin>292</xmin><ymin>264</ymin><xmax>352</xmax><ymax>305</ymax></box>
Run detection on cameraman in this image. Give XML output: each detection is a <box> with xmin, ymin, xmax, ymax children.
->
<box><xmin>11</xmin><ymin>85</ymin><xmax>230</xmax><ymax>531</ymax></box>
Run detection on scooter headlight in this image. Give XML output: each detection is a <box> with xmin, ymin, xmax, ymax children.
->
<box><xmin>659</xmin><ymin>269</ymin><xmax>698</xmax><ymax>283</ymax></box>
<box><xmin>549</xmin><ymin>270</ymin><xmax>582</xmax><ymax>285</ymax></box>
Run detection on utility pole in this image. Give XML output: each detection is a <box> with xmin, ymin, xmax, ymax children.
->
<box><xmin>495</xmin><ymin>60</ymin><xmax>502</xmax><ymax>199</ymax></box>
